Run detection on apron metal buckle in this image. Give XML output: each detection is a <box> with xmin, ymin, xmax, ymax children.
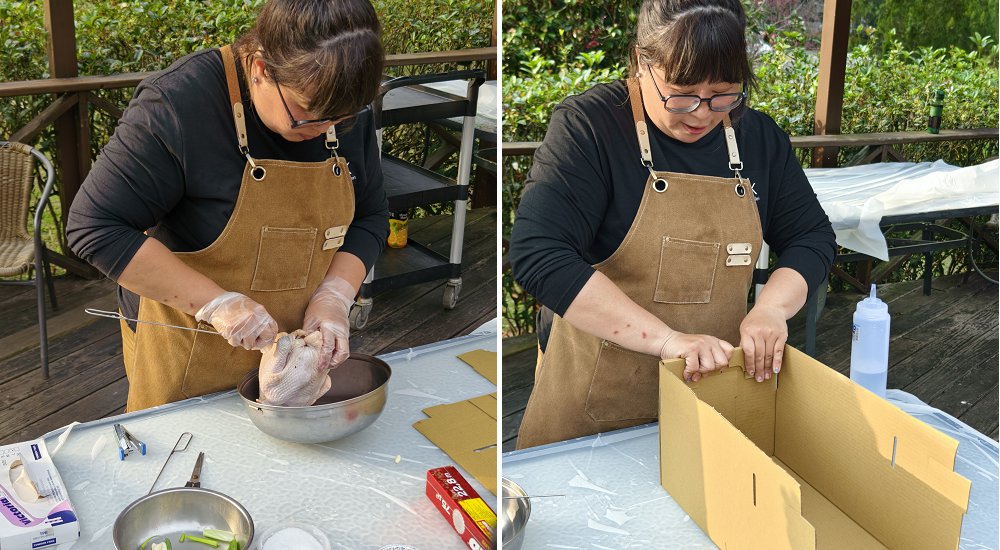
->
<box><xmin>645</xmin><ymin>162</ymin><xmax>668</xmax><ymax>193</ymax></box>
<box><xmin>246</xmin><ymin>153</ymin><xmax>266</xmax><ymax>181</ymax></box>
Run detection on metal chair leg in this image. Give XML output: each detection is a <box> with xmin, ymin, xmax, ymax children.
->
<box><xmin>42</xmin><ymin>249</ymin><xmax>57</xmax><ymax>310</ymax></box>
<box><xmin>35</xmin><ymin>254</ymin><xmax>49</xmax><ymax>379</ymax></box>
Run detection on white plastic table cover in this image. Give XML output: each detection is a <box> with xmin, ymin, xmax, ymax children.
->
<box><xmin>502</xmin><ymin>389</ymin><xmax>998</xmax><ymax>550</ymax></box>
<box><xmin>805</xmin><ymin>159</ymin><xmax>999</xmax><ymax>261</ymax></box>
<box><xmin>44</xmin><ymin>332</ymin><xmax>497</xmax><ymax>550</ymax></box>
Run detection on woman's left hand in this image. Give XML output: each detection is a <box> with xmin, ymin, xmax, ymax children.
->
<box><xmin>302</xmin><ymin>276</ymin><xmax>356</xmax><ymax>371</ymax></box>
<box><xmin>739</xmin><ymin>304</ymin><xmax>788</xmax><ymax>382</ymax></box>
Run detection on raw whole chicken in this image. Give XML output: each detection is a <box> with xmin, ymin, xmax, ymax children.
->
<box><xmin>258</xmin><ymin>329</ymin><xmax>331</xmax><ymax>406</ymax></box>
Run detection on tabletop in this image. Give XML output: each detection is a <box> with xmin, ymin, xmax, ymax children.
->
<box><xmin>46</xmin><ymin>332</ymin><xmax>497</xmax><ymax>550</ymax></box>
<box><xmin>804</xmin><ymin>159</ymin><xmax>999</xmax><ymax>260</ymax></box>
<box><xmin>502</xmin><ymin>389</ymin><xmax>998</xmax><ymax>550</ymax></box>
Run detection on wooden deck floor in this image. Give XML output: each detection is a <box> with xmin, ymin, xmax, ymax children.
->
<box><xmin>502</xmin><ymin>271</ymin><xmax>999</xmax><ymax>451</ymax></box>
<box><xmin>0</xmin><ymin>208</ymin><xmax>496</xmax><ymax>446</ymax></box>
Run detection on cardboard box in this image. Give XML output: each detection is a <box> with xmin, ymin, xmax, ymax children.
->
<box><xmin>426</xmin><ymin>466</ymin><xmax>495</xmax><ymax>550</ymax></box>
<box><xmin>0</xmin><ymin>439</ymin><xmax>80</xmax><ymax>550</ymax></box>
<box><xmin>659</xmin><ymin>346</ymin><xmax>970</xmax><ymax>550</ymax></box>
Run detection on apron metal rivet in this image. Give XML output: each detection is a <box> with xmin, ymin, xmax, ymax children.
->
<box><xmin>735</xmin><ymin>183</ymin><xmax>746</xmax><ymax>197</ymax></box>
<box><xmin>653</xmin><ymin>178</ymin><xmax>668</xmax><ymax>193</ymax></box>
<box><xmin>333</xmin><ymin>164</ymin><xmax>342</xmax><ymax>176</ymax></box>
<box><xmin>252</xmin><ymin>166</ymin><xmax>266</xmax><ymax>181</ymax></box>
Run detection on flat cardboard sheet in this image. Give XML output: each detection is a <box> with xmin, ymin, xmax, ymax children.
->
<box><xmin>414</xmin><ymin>393</ymin><xmax>498</xmax><ymax>495</ymax></box>
<box><xmin>659</xmin><ymin>345</ymin><xmax>971</xmax><ymax>550</ymax></box>
<box><xmin>457</xmin><ymin>349</ymin><xmax>497</xmax><ymax>384</ymax></box>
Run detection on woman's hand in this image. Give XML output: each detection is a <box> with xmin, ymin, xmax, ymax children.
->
<box><xmin>658</xmin><ymin>330</ymin><xmax>735</xmax><ymax>383</ymax></box>
<box><xmin>195</xmin><ymin>291</ymin><xmax>278</xmax><ymax>350</ymax></box>
<box><xmin>302</xmin><ymin>276</ymin><xmax>356</xmax><ymax>371</ymax></box>
<box><xmin>739</xmin><ymin>303</ymin><xmax>788</xmax><ymax>382</ymax></box>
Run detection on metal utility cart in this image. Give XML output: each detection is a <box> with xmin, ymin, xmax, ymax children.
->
<box><xmin>350</xmin><ymin>69</ymin><xmax>486</xmax><ymax>329</ymax></box>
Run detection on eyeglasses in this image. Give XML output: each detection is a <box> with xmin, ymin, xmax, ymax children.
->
<box><xmin>272</xmin><ymin>78</ymin><xmax>333</xmax><ymax>129</ymax></box>
<box><xmin>646</xmin><ymin>64</ymin><xmax>745</xmax><ymax>114</ymax></box>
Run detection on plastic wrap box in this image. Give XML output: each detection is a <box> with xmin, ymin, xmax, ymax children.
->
<box><xmin>0</xmin><ymin>439</ymin><xmax>79</xmax><ymax>550</ymax></box>
<box><xmin>426</xmin><ymin>466</ymin><xmax>495</xmax><ymax>549</ymax></box>
<box><xmin>659</xmin><ymin>346</ymin><xmax>971</xmax><ymax>550</ymax></box>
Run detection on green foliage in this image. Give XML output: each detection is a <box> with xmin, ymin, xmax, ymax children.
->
<box><xmin>502</xmin><ymin>13</ymin><xmax>999</xmax><ymax>336</ymax></box>
<box><xmin>851</xmin><ymin>0</ymin><xmax>1000</xmax><ymax>52</ymax></box>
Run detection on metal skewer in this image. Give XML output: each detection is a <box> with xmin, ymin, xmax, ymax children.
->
<box><xmin>148</xmin><ymin>432</ymin><xmax>193</xmax><ymax>494</ymax></box>
<box><xmin>85</xmin><ymin>308</ymin><xmax>221</xmax><ymax>335</ymax></box>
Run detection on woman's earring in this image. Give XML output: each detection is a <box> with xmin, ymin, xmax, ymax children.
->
<box><xmin>252</xmin><ymin>76</ymin><xmax>259</xmax><ymax>85</ymax></box>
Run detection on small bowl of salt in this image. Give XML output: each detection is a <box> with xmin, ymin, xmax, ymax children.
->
<box><xmin>253</xmin><ymin>523</ymin><xmax>331</xmax><ymax>550</ymax></box>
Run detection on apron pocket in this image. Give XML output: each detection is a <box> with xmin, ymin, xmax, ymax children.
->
<box><xmin>654</xmin><ymin>236</ymin><xmax>720</xmax><ymax>304</ymax></box>
<box><xmin>251</xmin><ymin>226</ymin><xmax>317</xmax><ymax>291</ymax></box>
<box><xmin>585</xmin><ymin>340</ymin><xmax>658</xmax><ymax>422</ymax></box>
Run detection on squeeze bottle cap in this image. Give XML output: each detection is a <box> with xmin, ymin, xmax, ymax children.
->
<box><xmin>857</xmin><ymin>284</ymin><xmax>888</xmax><ymax>316</ymax></box>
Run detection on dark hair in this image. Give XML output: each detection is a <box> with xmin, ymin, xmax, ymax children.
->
<box><xmin>234</xmin><ymin>0</ymin><xmax>384</xmax><ymax>119</ymax></box>
<box><xmin>630</xmin><ymin>0</ymin><xmax>756</xmax><ymax>113</ymax></box>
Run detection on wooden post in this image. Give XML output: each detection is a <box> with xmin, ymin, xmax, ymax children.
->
<box><xmin>812</xmin><ymin>0</ymin><xmax>852</xmax><ymax>168</ymax></box>
<box><xmin>43</xmin><ymin>1</ymin><xmax>98</xmax><ymax>277</ymax></box>
<box><xmin>43</xmin><ymin>0</ymin><xmax>83</xmax><ymax>247</ymax></box>
<box><xmin>488</xmin><ymin>2</ymin><xmax>497</xmax><ymax>80</ymax></box>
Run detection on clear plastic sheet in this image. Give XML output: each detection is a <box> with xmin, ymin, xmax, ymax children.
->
<box><xmin>503</xmin><ymin>390</ymin><xmax>998</xmax><ymax>549</ymax></box>
<box><xmin>44</xmin><ymin>331</ymin><xmax>497</xmax><ymax>550</ymax></box>
<box><xmin>805</xmin><ymin>159</ymin><xmax>999</xmax><ymax>260</ymax></box>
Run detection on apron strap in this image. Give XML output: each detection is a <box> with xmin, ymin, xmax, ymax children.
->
<box><xmin>220</xmin><ymin>45</ymin><xmax>251</xmax><ymax>156</ymax></box>
<box><xmin>626</xmin><ymin>78</ymin><xmax>656</xmax><ymax>176</ymax></box>
<box><xmin>626</xmin><ymin>77</ymin><xmax>744</xmax><ymax>179</ymax></box>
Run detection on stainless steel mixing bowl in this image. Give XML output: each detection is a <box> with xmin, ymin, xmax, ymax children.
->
<box><xmin>237</xmin><ymin>353</ymin><xmax>391</xmax><ymax>444</ymax></box>
<box><xmin>112</xmin><ymin>487</ymin><xmax>254</xmax><ymax>550</ymax></box>
<box><xmin>501</xmin><ymin>477</ymin><xmax>530</xmax><ymax>550</ymax></box>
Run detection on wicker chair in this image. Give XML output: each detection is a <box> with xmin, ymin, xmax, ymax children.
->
<box><xmin>0</xmin><ymin>141</ymin><xmax>58</xmax><ymax>378</ymax></box>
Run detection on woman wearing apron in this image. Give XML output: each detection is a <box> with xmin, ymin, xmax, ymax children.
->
<box><xmin>509</xmin><ymin>0</ymin><xmax>837</xmax><ymax>449</ymax></box>
<box><xmin>66</xmin><ymin>0</ymin><xmax>388</xmax><ymax>411</ymax></box>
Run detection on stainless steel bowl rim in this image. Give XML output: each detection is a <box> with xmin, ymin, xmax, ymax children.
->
<box><xmin>113</xmin><ymin>486</ymin><xmax>255</xmax><ymax>548</ymax></box>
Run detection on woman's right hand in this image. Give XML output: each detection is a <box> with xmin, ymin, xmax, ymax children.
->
<box><xmin>658</xmin><ymin>331</ymin><xmax>735</xmax><ymax>382</ymax></box>
<box><xmin>195</xmin><ymin>291</ymin><xmax>278</xmax><ymax>350</ymax></box>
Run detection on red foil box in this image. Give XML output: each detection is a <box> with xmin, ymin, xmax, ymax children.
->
<box><xmin>425</xmin><ymin>466</ymin><xmax>495</xmax><ymax>550</ymax></box>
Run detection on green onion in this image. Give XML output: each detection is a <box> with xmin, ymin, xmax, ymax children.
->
<box><xmin>140</xmin><ymin>535</ymin><xmax>154</xmax><ymax>550</ymax></box>
<box><xmin>227</xmin><ymin>540</ymin><xmax>239</xmax><ymax>550</ymax></box>
<box><xmin>203</xmin><ymin>529</ymin><xmax>236</xmax><ymax>542</ymax></box>
<box><xmin>180</xmin><ymin>533</ymin><xmax>219</xmax><ymax>547</ymax></box>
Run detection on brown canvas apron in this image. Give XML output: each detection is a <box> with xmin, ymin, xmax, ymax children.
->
<box><xmin>516</xmin><ymin>78</ymin><xmax>763</xmax><ymax>449</ymax></box>
<box><xmin>121</xmin><ymin>45</ymin><xmax>355</xmax><ymax>411</ymax></box>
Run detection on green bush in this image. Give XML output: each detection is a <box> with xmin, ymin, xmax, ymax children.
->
<box><xmin>851</xmin><ymin>0</ymin><xmax>1000</xmax><ymax>52</ymax></box>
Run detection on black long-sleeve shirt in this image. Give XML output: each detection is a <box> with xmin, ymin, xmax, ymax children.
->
<box><xmin>67</xmin><ymin>49</ymin><xmax>388</xmax><ymax>322</ymax></box>
<box><xmin>510</xmin><ymin>80</ymin><xmax>836</xmax><ymax>316</ymax></box>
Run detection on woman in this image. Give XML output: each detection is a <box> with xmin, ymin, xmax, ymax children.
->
<box><xmin>509</xmin><ymin>0</ymin><xmax>837</xmax><ymax>448</ymax></box>
<box><xmin>66</xmin><ymin>0</ymin><xmax>388</xmax><ymax>411</ymax></box>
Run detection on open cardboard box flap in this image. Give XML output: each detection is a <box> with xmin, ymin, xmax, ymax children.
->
<box><xmin>659</xmin><ymin>346</ymin><xmax>971</xmax><ymax>550</ymax></box>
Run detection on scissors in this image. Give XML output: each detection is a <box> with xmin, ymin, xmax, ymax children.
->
<box><xmin>185</xmin><ymin>452</ymin><xmax>205</xmax><ymax>488</ymax></box>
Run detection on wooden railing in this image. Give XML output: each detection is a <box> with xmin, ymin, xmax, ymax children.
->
<box><xmin>502</xmin><ymin>127</ymin><xmax>999</xmax><ymax>164</ymax></box>
<box><xmin>0</xmin><ymin>46</ymin><xmax>496</xmax><ymax>275</ymax></box>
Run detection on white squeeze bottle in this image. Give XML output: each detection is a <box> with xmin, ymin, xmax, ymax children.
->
<box><xmin>850</xmin><ymin>284</ymin><xmax>891</xmax><ymax>398</ymax></box>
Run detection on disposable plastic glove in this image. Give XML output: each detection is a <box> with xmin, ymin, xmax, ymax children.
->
<box><xmin>195</xmin><ymin>291</ymin><xmax>278</xmax><ymax>350</ymax></box>
<box><xmin>302</xmin><ymin>276</ymin><xmax>355</xmax><ymax>371</ymax></box>
<box><xmin>258</xmin><ymin>330</ymin><xmax>330</xmax><ymax>406</ymax></box>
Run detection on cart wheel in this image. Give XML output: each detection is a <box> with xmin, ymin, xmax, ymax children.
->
<box><xmin>442</xmin><ymin>283</ymin><xmax>461</xmax><ymax>310</ymax></box>
<box><xmin>349</xmin><ymin>303</ymin><xmax>371</xmax><ymax>330</ymax></box>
